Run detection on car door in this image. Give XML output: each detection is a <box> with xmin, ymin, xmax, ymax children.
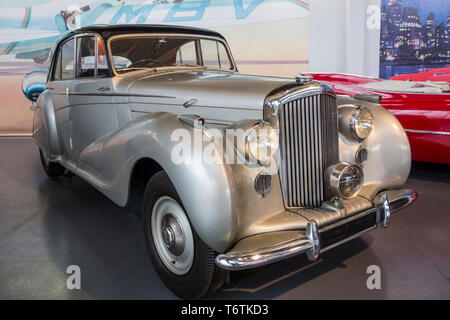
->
<box><xmin>48</xmin><ymin>36</ymin><xmax>78</xmax><ymax>163</ymax></box>
<box><xmin>69</xmin><ymin>34</ymin><xmax>117</xmax><ymax>174</ymax></box>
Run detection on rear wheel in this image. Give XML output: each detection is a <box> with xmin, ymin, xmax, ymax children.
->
<box><xmin>142</xmin><ymin>171</ymin><xmax>227</xmax><ymax>299</ymax></box>
<box><xmin>39</xmin><ymin>149</ymin><xmax>65</xmax><ymax>178</ymax></box>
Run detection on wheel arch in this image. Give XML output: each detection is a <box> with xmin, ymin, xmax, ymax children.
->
<box><xmin>125</xmin><ymin>157</ymin><xmax>163</xmax><ymax>216</ymax></box>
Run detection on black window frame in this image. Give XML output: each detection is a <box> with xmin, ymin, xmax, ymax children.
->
<box><xmin>51</xmin><ymin>37</ymin><xmax>75</xmax><ymax>81</ymax></box>
<box><xmin>49</xmin><ymin>33</ymin><xmax>113</xmax><ymax>82</ymax></box>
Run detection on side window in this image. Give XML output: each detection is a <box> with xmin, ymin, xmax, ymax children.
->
<box><xmin>77</xmin><ymin>36</ymin><xmax>96</xmax><ymax>78</ymax></box>
<box><xmin>55</xmin><ymin>38</ymin><xmax>74</xmax><ymax>80</ymax></box>
<box><xmin>200</xmin><ymin>39</ymin><xmax>232</xmax><ymax>70</ymax></box>
<box><xmin>176</xmin><ymin>40</ymin><xmax>198</xmax><ymax>65</ymax></box>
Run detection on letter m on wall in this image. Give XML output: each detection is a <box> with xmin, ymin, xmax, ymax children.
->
<box><xmin>110</xmin><ymin>5</ymin><xmax>154</xmax><ymax>24</ymax></box>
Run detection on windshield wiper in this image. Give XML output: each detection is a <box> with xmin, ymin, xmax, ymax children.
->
<box><xmin>117</xmin><ymin>67</ymin><xmax>150</xmax><ymax>73</ymax></box>
<box><xmin>171</xmin><ymin>63</ymin><xmax>204</xmax><ymax>68</ymax></box>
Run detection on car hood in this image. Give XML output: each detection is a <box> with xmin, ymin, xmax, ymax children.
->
<box><xmin>125</xmin><ymin>69</ymin><xmax>293</xmax><ymax>111</ymax></box>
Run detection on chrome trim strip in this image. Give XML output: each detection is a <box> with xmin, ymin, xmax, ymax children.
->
<box><xmin>318</xmin><ymin>80</ymin><xmax>450</xmax><ymax>96</ymax></box>
<box><xmin>404</xmin><ymin>129</ymin><xmax>450</xmax><ymax>136</ymax></box>
<box><xmin>306</xmin><ymin>72</ymin><xmax>381</xmax><ymax>80</ymax></box>
<box><xmin>60</xmin><ymin>92</ymin><xmax>176</xmax><ymax>99</ymax></box>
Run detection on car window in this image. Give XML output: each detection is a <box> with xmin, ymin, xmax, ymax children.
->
<box><xmin>200</xmin><ymin>39</ymin><xmax>232</xmax><ymax>70</ymax></box>
<box><xmin>76</xmin><ymin>36</ymin><xmax>110</xmax><ymax>78</ymax></box>
<box><xmin>97</xmin><ymin>37</ymin><xmax>109</xmax><ymax>77</ymax></box>
<box><xmin>77</xmin><ymin>36</ymin><xmax>96</xmax><ymax>78</ymax></box>
<box><xmin>110</xmin><ymin>36</ymin><xmax>205</xmax><ymax>73</ymax></box>
<box><xmin>55</xmin><ymin>38</ymin><xmax>74</xmax><ymax>80</ymax></box>
<box><xmin>112</xmin><ymin>56</ymin><xmax>132</xmax><ymax>69</ymax></box>
<box><xmin>176</xmin><ymin>40</ymin><xmax>198</xmax><ymax>66</ymax></box>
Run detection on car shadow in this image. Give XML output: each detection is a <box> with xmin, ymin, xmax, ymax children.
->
<box><xmin>410</xmin><ymin>161</ymin><xmax>450</xmax><ymax>183</ymax></box>
<box><xmin>211</xmin><ymin>237</ymin><xmax>371</xmax><ymax>300</ymax></box>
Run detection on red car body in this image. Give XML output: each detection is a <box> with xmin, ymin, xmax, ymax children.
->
<box><xmin>390</xmin><ymin>67</ymin><xmax>450</xmax><ymax>82</ymax></box>
<box><xmin>306</xmin><ymin>73</ymin><xmax>450</xmax><ymax>165</ymax></box>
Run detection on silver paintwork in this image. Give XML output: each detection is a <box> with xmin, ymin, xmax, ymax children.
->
<box><xmin>33</xmin><ymin>28</ymin><xmax>415</xmax><ymax>263</ymax></box>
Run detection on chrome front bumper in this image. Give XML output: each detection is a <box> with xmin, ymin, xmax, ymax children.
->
<box><xmin>215</xmin><ymin>189</ymin><xmax>417</xmax><ymax>271</ymax></box>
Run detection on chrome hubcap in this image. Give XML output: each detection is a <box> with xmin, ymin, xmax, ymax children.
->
<box><xmin>151</xmin><ymin>196</ymin><xmax>194</xmax><ymax>275</ymax></box>
<box><xmin>161</xmin><ymin>214</ymin><xmax>185</xmax><ymax>256</ymax></box>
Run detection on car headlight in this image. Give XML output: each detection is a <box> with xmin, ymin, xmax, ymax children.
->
<box><xmin>246</xmin><ymin>122</ymin><xmax>279</xmax><ymax>164</ymax></box>
<box><xmin>325</xmin><ymin>162</ymin><xmax>364</xmax><ymax>199</ymax></box>
<box><xmin>350</xmin><ymin>106</ymin><xmax>373</xmax><ymax>141</ymax></box>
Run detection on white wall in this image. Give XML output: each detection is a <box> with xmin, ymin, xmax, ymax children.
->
<box><xmin>309</xmin><ymin>0</ymin><xmax>381</xmax><ymax>78</ymax></box>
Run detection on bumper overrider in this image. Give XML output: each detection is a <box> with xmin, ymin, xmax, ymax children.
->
<box><xmin>215</xmin><ymin>189</ymin><xmax>417</xmax><ymax>271</ymax></box>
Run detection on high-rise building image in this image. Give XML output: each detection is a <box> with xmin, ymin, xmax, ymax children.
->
<box><xmin>423</xmin><ymin>13</ymin><xmax>436</xmax><ymax>53</ymax></box>
<box><xmin>446</xmin><ymin>12</ymin><xmax>450</xmax><ymax>55</ymax></box>
<box><xmin>380</xmin><ymin>0</ymin><xmax>450</xmax><ymax>78</ymax></box>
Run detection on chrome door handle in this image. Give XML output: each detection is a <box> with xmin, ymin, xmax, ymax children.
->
<box><xmin>97</xmin><ymin>86</ymin><xmax>110</xmax><ymax>92</ymax></box>
<box><xmin>183</xmin><ymin>98</ymin><xmax>197</xmax><ymax>108</ymax></box>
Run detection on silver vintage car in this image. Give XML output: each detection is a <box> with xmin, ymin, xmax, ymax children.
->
<box><xmin>30</xmin><ymin>25</ymin><xmax>417</xmax><ymax>298</ymax></box>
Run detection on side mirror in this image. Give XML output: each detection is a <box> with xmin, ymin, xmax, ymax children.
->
<box><xmin>22</xmin><ymin>70</ymin><xmax>48</xmax><ymax>102</ymax></box>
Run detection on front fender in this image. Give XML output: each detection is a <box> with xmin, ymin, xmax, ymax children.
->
<box><xmin>337</xmin><ymin>96</ymin><xmax>411</xmax><ymax>199</ymax></box>
<box><xmin>98</xmin><ymin>112</ymin><xmax>237</xmax><ymax>252</ymax></box>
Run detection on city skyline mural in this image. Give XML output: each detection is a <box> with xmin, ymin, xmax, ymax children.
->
<box><xmin>380</xmin><ymin>0</ymin><xmax>450</xmax><ymax>79</ymax></box>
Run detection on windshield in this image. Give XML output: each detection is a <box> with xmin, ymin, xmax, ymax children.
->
<box><xmin>109</xmin><ymin>35</ymin><xmax>233</xmax><ymax>74</ymax></box>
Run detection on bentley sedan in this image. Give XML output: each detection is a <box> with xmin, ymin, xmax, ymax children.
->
<box><xmin>30</xmin><ymin>25</ymin><xmax>417</xmax><ymax>298</ymax></box>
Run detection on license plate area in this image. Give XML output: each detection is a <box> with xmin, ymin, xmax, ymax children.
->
<box><xmin>319</xmin><ymin>209</ymin><xmax>378</xmax><ymax>252</ymax></box>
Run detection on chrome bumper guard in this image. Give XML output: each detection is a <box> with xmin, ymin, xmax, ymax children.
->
<box><xmin>215</xmin><ymin>189</ymin><xmax>417</xmax><ymax>271</ymax></box>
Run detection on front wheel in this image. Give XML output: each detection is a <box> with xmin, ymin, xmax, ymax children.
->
<box><xmin>142</xmin><ymin>171</ymin><xmax>227</xmax><ymax>299</ymax></box>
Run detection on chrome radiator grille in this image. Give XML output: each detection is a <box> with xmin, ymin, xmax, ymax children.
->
<box><xmin>279</xmin><ymin>94</ymin><xmax>338</xmax><ymax>208</ymax></box>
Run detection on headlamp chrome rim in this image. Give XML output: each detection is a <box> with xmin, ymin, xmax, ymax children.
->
<box><xmin>245</xmin><ymin>122</ymin><xmax>279</xmax><ymax>165</ymax></box>
<box><xmin>349</xmin><ymin>105</ymin><xmax>374</xmax><ymax>141</ymax></box>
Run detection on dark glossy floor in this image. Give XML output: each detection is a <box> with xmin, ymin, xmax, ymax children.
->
<box><xmin>0</xmin><ymin>137</ymin><xmax>449</xmax><ymax>299</ymax></box>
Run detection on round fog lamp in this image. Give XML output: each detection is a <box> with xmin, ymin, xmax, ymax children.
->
<box><xmin>325</xmin><ymin>162</ymin><xmax>364</xmax><ymax>199</ymax></box>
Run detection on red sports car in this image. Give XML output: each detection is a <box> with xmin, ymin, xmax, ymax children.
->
<box><xmin>306</xmin><ymin>73</ymin><xmax>450</xmax><ymax>165</ymax></box>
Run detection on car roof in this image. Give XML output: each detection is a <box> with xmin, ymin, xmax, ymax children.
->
<box><xmin>59</xmin><ymin>24</ymin><xmax>226</xmax><ymax>43</ymax></box>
